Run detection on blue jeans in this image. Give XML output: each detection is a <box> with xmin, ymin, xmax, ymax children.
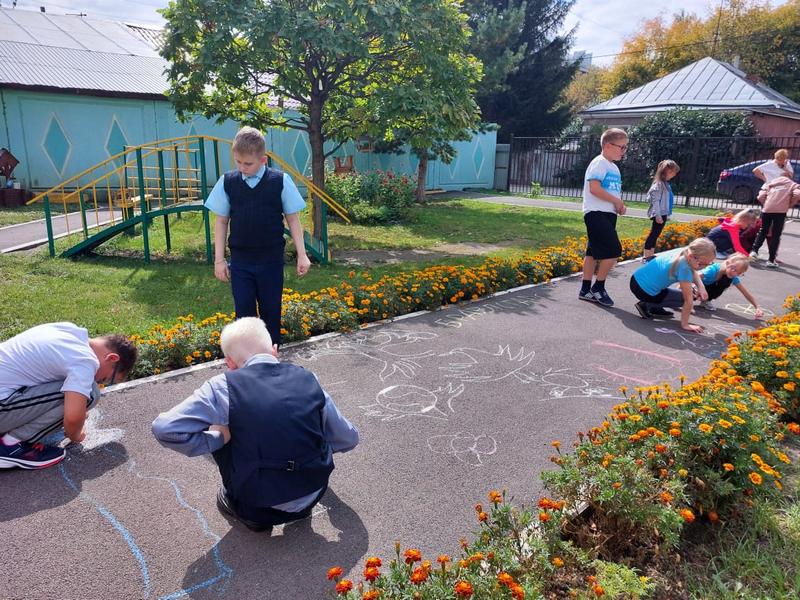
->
<box><xmin>229</xmin><ymin>261</ymin><xmax>284</xmax><ymax>346</ymax></box>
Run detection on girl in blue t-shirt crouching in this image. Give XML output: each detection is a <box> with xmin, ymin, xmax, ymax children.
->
<box><xmin>697</xmin><ymin>253</ymin><xmax>763</xmax><ymax>317</ymax></box>
<box><xmin>630</xmin><ymin>237</ymin><xmax>716</xmax><ymax>333</ymax></box>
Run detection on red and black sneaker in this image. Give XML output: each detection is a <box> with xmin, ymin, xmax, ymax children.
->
<box><xmin>0</xmin><ymin>440</ymin><xmax>66</xmax><ymax>469</ymax></box>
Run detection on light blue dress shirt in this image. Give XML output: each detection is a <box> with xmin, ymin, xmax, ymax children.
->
<box><xmin>151</xmin><ymin>354</ymin><xmax>359</xmax><ymax>512</ymax></box>
<box><xmin>204</xmin><ymin>166</ymin><xmax>306</xmax><ymax>217</ymax></box>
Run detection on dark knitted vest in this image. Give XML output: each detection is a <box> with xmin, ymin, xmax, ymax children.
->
<box><xmin>224</xmin><ymin>362</ymin><xmax>333</xmax><ymax>507</ymax></box>
<box><xmin>224</xmin><ymin>168</ymin><xmax>285</xmax><ymax>263</ymax></box>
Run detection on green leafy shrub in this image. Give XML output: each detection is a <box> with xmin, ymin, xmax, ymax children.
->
<box><xmin>325</xmin><ymin>170</ymin><xmax>415</xmax><ymax>224</ymax></box>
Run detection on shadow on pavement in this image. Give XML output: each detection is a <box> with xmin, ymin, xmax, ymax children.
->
<box><xmin>0</xmin><ymin>441</ymin><xmax>128</xmax><ymax>522</ymax></box>
<box><xmin>179</xmin><ymin>488</ymin><xmax>368</xmax><ymax>599</ymax></box>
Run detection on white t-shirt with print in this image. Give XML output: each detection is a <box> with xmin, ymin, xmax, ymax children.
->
<box><xmin>582</xmin><ymin>155</ymin><xmax>621</xmax><ymax>214</ymax></box>
<box><xmin>757</xmin><ymin>159</ymin><xmax>794</xmax><ymax>183</ymax></box>
<box><xmin>0</xmin><ymin>322</ymin><xmax>99</xmax><ymax>399</ymax></box>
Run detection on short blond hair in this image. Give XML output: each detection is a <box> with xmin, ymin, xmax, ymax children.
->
<box><xmin>220</xmin><ymin>317</ymin><xmax>273</xmax><ymax>367</ymax></box>
<box><xmin>601</xmin><ymin>128</ymin><xmax>628</xmax><ymax>147</ymax></box>
<box><xmin>733</xmin><ymin>207</ymin><xmax>759</xmax><ymax>225</ymax></box>
<box><xmin>774</xmin><ymin>148</ymin><xmax>789</xmax><ymax>160</ymax></box>
<box><xmin>232</xmin><ymin>126</ymin><xmax>266</xmax><ymax>157</ymax></box>
<box><xmin>670</xmin><ymin>237</ymin><xmax>716</xmax><ymax>278</ymax></box>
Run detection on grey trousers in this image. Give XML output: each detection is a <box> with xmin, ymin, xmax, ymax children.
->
<box><xmin>0</xmin><ymin>380</ymin><xmax>99</xmax><ymax>443</ymax></box>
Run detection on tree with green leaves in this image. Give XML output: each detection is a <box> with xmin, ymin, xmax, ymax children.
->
<box><xmin>160</xmin><ymin>0</ymin><xmax>469</xmax><ymax>235</ymax></box>
<box><xmin>463</xmin><ymin>0</ymin><xmax>578</xmax><ymax>139</ymax></box>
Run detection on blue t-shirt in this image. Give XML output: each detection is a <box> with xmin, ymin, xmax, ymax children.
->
<box><xmin>633</xmin><ymin>247</ymin><xmax>695</xmax><ymax>296</ymax></box>
<box><xmin>204</xmin><ymin>166</ymin><xmax>306</xmax><ymax>217</ymax></box>
<box><xmin>582</xmin><ymin>155</ymin><xmax>621</xmax><ymax>214</ymax></box>
<box><xmin>700</xmin><ymin>262</ymin><xmax>741</xmax><ymax>286</ymax></box>
<box><xmin>667</xmin><ymin>182</ymin><xmax>674</xmax><ymax>214</ymax></box>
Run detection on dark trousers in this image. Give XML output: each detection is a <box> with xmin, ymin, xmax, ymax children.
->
<box><xmin>212</xmin><ymin>445</ymin><xmax>326</xmax><ymax>527</ymax></box>
<box><xmin>630</xmin><ymin>275</ymin><xmax>685</xmax><ymax>310</ymax></box>
<box><xmin>752</xmin><ymin>213</ymin><xmax>786</xmax><ymax>262</ymax></box>
<box><xmin>704</xmin><ymin>275</ymin><xmax>734</xmax><ymax>301</ymax></box>
<box><xmin>229</xmin><ymin>260</ymin><xmax>284</xmax><ymax>346</ymax></box>
<box><xmin>644</xmin><ymin>217</ymin><xmax>667</xmax><ymax>251</ymax></box>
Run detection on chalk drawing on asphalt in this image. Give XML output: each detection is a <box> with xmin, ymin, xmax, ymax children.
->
<box><xmin>294</xmin><ymin>330</ymin><xmax>438</xmax><ymax>381</ymax></box>
<box><xmin>360</xmin><ymin>383</ymin><xmax>464</xmax><ymax>421</ymax></box>
<box><xmin>723</xmin><ymin>303</ymin><xmax>774</xmax><ymax>318</ymax></box>
<box><xmin>590</xmin><ymin>340</ymin><xmax>708</xmax><ymax>386</ymax></box>
<box><xmin>535</xmin><ymin>367</ymin><xmax>618</xmax><ymax>399</ymax></box>
<box><xmin>434</xmin><ymin>296</ymin><xmax>541</xmax><ymax>329</ymax></box>
<box><xmin>79</xmin><ymin>409</ymin><xmax>125</xmax><ymax>450</ymax></box>
<box><xmin>427</xmin><ymin>431</ymin><xmax>498</xmax><ymax>466</ymax></box>
<box><xmin>654</xmin><ymin>327</ymin><xmax>726</xmax><ymax>357</ymax></box>
<box><xmin>439</xmin><ymin>345</ymin><xmax>537</xmax><ymax>384</ymax></box>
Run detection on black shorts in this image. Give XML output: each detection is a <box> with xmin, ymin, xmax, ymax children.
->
<box><xmin>584</xmin><ymin>211</ymin><xmax>622</xmax><ymax>259</ymax></box>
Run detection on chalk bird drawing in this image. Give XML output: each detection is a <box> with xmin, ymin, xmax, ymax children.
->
<box><xmin>439</xmin><ymin>345</ymin><xmax>536</xmax><ymax>383</ymax></box>
<box><xmin>294</xmin><ymin>330</ymin><xmax>437</xmax><ymax>381</ymax></box>
<box><xmin>360</xmin><ymin>383</ymin><xmax>465</xmax><ymax>421</ymax></box>
<box><xmin>427</xmin><ymin>431</ymin><xmax>498</xmax><ymax>466</ymax></box>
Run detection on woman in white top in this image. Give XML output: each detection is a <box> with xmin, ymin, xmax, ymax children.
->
<box><xmin>753</xmin><ymin>148</ymin><xmax>794</xmax><ymax>183</ymax></box>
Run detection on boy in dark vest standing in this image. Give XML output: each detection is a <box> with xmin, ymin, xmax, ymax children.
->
<box><xmin>205</xmin><ymin>126</ymin><xmax>311</xmax><ymax>347</ymax></box>
<box><xmin>151</xmin><ymin>317</ymin><xmax>359</xmax><ymax>532</ymax></box>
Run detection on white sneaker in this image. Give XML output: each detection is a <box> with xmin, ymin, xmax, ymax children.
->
<box><xmin>749</xmin><ymin>250</ymin><xmax>759</xmax><ymax>259</ymax></box>
<box><xmin>701</xmin><ymin>300</ymin><xmax>717</xmax><ymax>311</ymax></box>
<box><xmin>765</xmin><ymin>261</ymin><xmax>779</xmax><ymax>269</ymax></box>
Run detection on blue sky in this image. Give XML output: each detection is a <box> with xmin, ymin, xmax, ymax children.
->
<box><xmin>11</xmin><ymin>0</ymin><xmax>790</xmax><ymax>66</ymax></box>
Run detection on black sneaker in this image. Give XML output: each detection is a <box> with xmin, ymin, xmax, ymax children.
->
<box><xmin>578</xmin><ymin>289</ymin><xmax>597</xmax><ymax>302</ymax></box>
<box><xmin>649</xmin><ymin>306</ymin><xmax>674</xmax><ymax>317</ymax></box>
<box><xmin>0</xmin><ymin>440</ymin><xmax>65</xmax><ymax>470</ymax></box>
<box><xmin>592</xmin><ymin>289</ymin><xmax>614</xmax><ymax>307</ymax></box>
<box><xmin>634</xmin><ymin>301</ymin><xmax>652</xmax><ymax>319</ymax></box>
<box><xmin>216</xmin><ymin>488</ymin><xmax>272</xmax><ymax>533</ymax></box>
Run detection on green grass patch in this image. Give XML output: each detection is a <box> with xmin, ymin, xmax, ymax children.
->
<box><xmin>0</xmin><ymin>204</ymin><xmax>67</xmax><ymax>227</ymax></box>
<box><xmin>1</xmin><ymin>199</ymin><xmax>653</xmax><ymax>340</ymax></box>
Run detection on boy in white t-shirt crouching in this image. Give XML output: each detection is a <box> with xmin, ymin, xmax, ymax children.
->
<box><xmin>578</xmin><ymin>128</ymin><xmax>628</xmax><ymax>307</ymax></box>
<box><xmin>0</xmin><ymin>322</ymin><xmax>137</xmax><ymax>469</ymax></box>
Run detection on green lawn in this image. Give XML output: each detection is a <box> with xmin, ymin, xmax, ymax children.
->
<box><xmin>528</xmin><ymin>194</ymin><xmax>721</xmax><ymax>216</ymax></box>
<box><xmin>0</xmin><ymin>203</ymin><xmax>67</xmax><ymax>227</ymax></box>
<box><xmin>1</xmin><ymin>199</ymin><xmax>653</xmax><ymax>340</ymax></box>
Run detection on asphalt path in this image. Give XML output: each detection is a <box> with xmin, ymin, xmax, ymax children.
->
<box><xmin>0</xmin><ymin>208</ymin><xmax>126</xmax><ymax>253</ymax></box>
<box><xmin>2</xmin><ymin>222</ymin><xmax>799</xmax><ymax>600</ymax></box>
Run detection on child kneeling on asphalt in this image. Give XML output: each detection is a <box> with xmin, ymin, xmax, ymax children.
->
<box><xmin>697</xmin><ymin>253</ymin><xmax>763</xmax><ymax>318</ymax></box>
<box><xmin>630</xmin><ymin>238</ymin><xmax>716</xmax><ymax>333</ymax></box>
<box><xmin>152</xmin><ymin>317</ymin><xmax>359</xmax><ymax>532</ymax></box>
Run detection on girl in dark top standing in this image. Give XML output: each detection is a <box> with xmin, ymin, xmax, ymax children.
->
<box><xmin>642</xmin><ymin>160</ymin><xmax>679</xmax><ymax>262</ymax></box>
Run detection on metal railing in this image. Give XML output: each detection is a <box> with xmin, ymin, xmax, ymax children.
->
<box><xmin>27</xmin><ymin>135</ymin><xmax>349</xmax><ymax>262</ymax></box>
<box><xmin>507</xmin><ymin>135</ymin><xmax>800</xmax><ymax>217</ymax></box>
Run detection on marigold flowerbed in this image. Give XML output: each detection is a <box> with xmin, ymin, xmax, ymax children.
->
<box><xmin>325</xmin><ymin>295</ymin><xmax>800</xmax><ymax>599</ymax></box>
<box><xmin>129</xmin><ymin>219</ymin><xmax>715</xmax><ymax>379</ymax></box>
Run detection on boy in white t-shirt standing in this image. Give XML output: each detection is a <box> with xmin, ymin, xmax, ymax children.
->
<box><xmin>578</xmin><ymin>128</ymin><xmax>628</xmax><ymax>307</ymax></box>
<box><xmin>0</xmin><ymin>322</ymin><xmax>137</xmax><ymax>469</ymax></box>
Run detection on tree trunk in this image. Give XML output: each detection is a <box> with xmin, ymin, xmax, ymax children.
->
<box><xmin>415</xmin><ymin>155</ymin><xmax>428</xmax><ymax>203</ymax></box>
<box><xmin>308</xmin><ymin>94</ymin><xmax>326</xmax><ymax>239</ymax></box>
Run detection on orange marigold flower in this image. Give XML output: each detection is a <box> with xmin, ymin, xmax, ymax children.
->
<box><xmin>723</xmin><ymin>463</ymin><xmax>735</xmax><ymax>472</ymax></box>
<box><xmin>749</xmin><ymin>472</ymin><xmax>763</xmax><ymax>485</ymax></box>
<box><xmin>708</xmin><ymin>511</ymin><xmax>719</xmax><ymax>523</ymax></box>
<box><xmin>511</xmin><ymin>584</ymin><xmax>525</xmax><ymax>599</ymax></box>
<box><xmin>327</xmin><ymin>566</ymin><xmax>343</xmax><ymax>581</ymax></box>
<box><xmin>552</xmin><ymin>557</ymin><xmax>565</xmax><ymax>568</ymax></box>
<box><xmin>362</xmin><ymin>591</ymin><xmax>380</xmax><ymax>600</ymax></box>
<box><xmin>750</xmin><ymin>381</ymin><xmax>765</xmax><ymax>393</ymax></box>
<box><xmin>660</xmin><ymin>491</ymin><xmax>674</xmax><ymax>504</ymax></box>
<box><xmin>655</xmin><ymin>443</ymin><xmax>668</xmax><ymax>453</ymax></box>
<box><xmin>410</xmin><ymin>566</ymin><xmax>428</xmax><ymax>585</ymax></box>
<box><xmin>477</xmin><ymin>511</ymin><xmax>488</xmax><ymax>523</ymax></box>
<box><xmin>497</xmin><ymin>571</ymin><xmax>515</xmax><ymax>586</ymax></box>
<box><xmin>669</xmin><ymin>428</ymin><xmax>681</xmax><ymax>437</ymax></box>
<box><xmin>404</xmin><ymin>549</ymin><xmax>422</xmax><ymax>564</ymax></box>
<box><xmin>454</xmin><ymin>580</ymin><xmax>474</xmax><ymax>597</ymax></box>
<box><xmin>612</xmin><ymin>482</ymin><xmax>622</xmax><ymax>489</ymax></box>
<box><xmin>698</xmin><ymin>423</ymin><xmax>713</xmax><ymax>433</ymax></box>
<box><xmin>788</xmin><ymin>423</ymin><xmax>800</xmax><ymax>434</ymax></box>
<box><xmin>336</xmin><ymin>579</ymin><xmax>353</xmax><ymax>594</ymax></box>
<box><xmin>488</xmin><ymin>490</ymin><xmax>503</xmax><ymax>503</ymax></box>
<box><xmin>680</xmin><ymin>508</ymin><xmax>695</xmax><ymax>523</ymax></box>
<box><xmin>365</xmin><ymin>557</ymin><xmax>382</xmax><ymax>568</ymax></box>
<box><xmin>784</xmin><ymin>382</ymin><xmax>796</xmax><ymax>392</ymax></box>
<box><xmin>539</xmin><ymin>512</ymin><xmax>551</xmax><ymax>522</ymax></box>
<box><xmin>594</xmin><ymin>584</ymin><xmax>605</xmax><ymax>596</ymax></box>
<box><xmin>437</xmin><ymin>554</ymin><xmax>450</xmax><ymax>565</ymax></box>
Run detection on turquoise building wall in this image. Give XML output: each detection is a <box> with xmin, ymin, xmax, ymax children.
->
<box><xmin>0</xmin><ymin>89</ymin><xmax>495</xmax><ymax>192</ymax></box>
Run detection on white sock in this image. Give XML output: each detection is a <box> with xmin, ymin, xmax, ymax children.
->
<box><xmin>2</xmin><ymin>433</ymin><xmax>21</xmax><ymax>445</ymax></box>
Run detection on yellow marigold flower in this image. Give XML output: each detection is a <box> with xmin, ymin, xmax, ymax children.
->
<box><xmin>678</xmin><ymin>468</ymin><xmax>688</xmax><ymax>477</ymax></box>
<box><xmin>784</xmin><ymin>382</ymin><xmax>796</xmax><ymax>392</ymax></box>
<box><xmin>698</xmin><ymin>423</ymin><xmax>713</xmax><ymax>433</ymax></box>
<box><xmin>776</xmin><ymin>371</ymin><xmax>789</xmax><ymax>378</ymax></box>
<box><xmin>718</xmin><ymin>419</ymin><xmax>732</xmax><ymax>429</ymax></box>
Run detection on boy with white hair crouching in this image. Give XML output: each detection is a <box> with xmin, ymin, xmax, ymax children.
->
<box><xmin>152</xmin><ymin>317</ymin><xmax>358</xmax><ymax>532</ymax></box>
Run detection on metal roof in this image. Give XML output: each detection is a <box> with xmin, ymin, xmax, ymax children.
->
<box><xmin>583</xmin><ymin>57</ymin><xmax>800</xmax><ymax>119</ymax></box>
